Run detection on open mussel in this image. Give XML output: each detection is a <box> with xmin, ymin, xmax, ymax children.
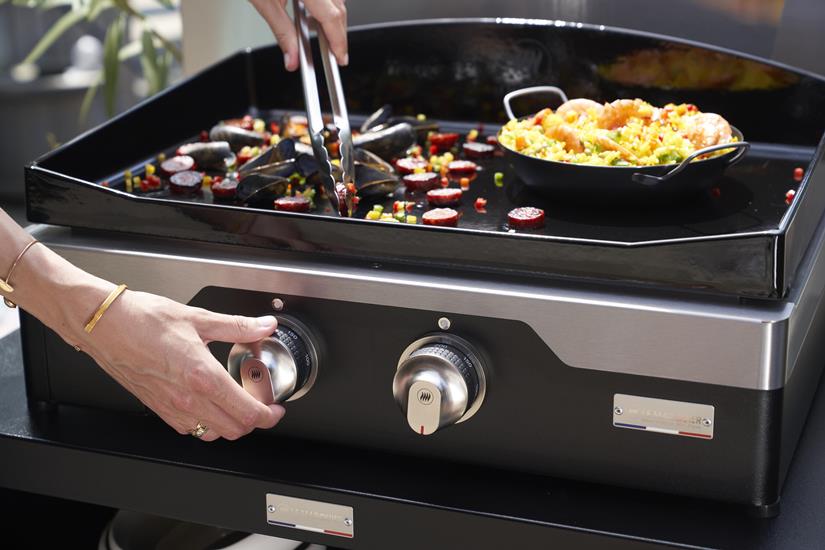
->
<box><xmin>238</xmin><ymin>138</ymin><xmax>297</xmax><ymax>176</ymax></box>
<box><xmin>313</xmin><ymin>155</ymin><xmax>398</xmax><ymax>198</ymax></box>
<box><xmin>236</xmin><ymin>173</ymin><xmax>290</xmax><ymax>208</ymax></box>
<box><xmin>209</xmin><ymin>124</ymin><xmax>266</xmax><ymax>152</ymax></box>
<box><xmin>177</xmin><ymin>141</ymin><xmax>236</xmax><ymax>171</ymax></box>
<box><xmin>240</xmin><ymin>154</ymin><xmax>318</xmax><ymax>181</ymax></box>
<box><xmin>360</xmin><ymin>104</ymin><xmax>440</xmax><ymax>141</ymax></box>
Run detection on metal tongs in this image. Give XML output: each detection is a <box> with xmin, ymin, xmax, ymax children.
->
<box><xmin>293</xmin><ymin>0</ymin><xmax>354</xmax><ymax>217</ymax></box>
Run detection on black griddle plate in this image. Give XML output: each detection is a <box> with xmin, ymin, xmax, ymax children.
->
<box><xmin>25</xmin><ymin>20</ymin><xmax>825</xmax><ymax>299</ymax></box>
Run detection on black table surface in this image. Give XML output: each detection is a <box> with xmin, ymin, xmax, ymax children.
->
<box><xmin>1</xmin><ymin>330</ymin><xmax>823</xmax><ymax>550</ymax></box>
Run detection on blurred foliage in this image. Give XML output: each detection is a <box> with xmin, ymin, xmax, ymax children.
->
<box><xmin>1</xmin><ymin>0</ymin><xmax>181</xmax><ymax>121</ymax></box>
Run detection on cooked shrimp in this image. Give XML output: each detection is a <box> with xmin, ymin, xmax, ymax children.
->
<box><xmin>556</xmin><ymin>98</ymin><xmax>604</xmax><ymax>119</ymax></box>
<box><xmin>595</xmin><ymin>133</ymin><xmax>638</xmax><ymax>162</ymax></box>
<box><xmin>545</xmin><ymin>124</ymin><xmax>584</xmax><ymax>152</ymax></box>
<box><xmin>682</xmin><ymin>112</ymin><xmax>732</xmax><ymax>148</ymax></box>
<box><xmin>597</xmin><ymin>99</ymin><xmax>655</xmax><ymax>129</ymax></box>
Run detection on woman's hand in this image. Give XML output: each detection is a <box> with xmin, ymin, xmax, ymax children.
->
<box><xmin>0</xmin><ymin>210</ymin><xmax>285</xmax><ymax>442</ymax></box>
<box><xmin>249</xmin><ymin>0</ymin><xmax>348</xmax><ymax>71</ymax></box>
<box><xmin>80</xmin><ymin>290</ymin><xmax>286</xmax><ymax>442</ymax></box>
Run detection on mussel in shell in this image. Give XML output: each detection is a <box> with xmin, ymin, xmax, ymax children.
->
<box><xmin>209</xmin><ymin>124</ymin><xmax>266</xmax><ymax>152</ymax></box>
<box><xmin>353</xmin><ymin>122</ymin><xmax>417</xmax><ymax>160</ymax></box>
<box><xmin>360</xmin><ymin>105</ymin><xmax>440</xmax><ymax>141</ymax></box>
<box><xmin>236</xmin><ymin>174</ymin><xmax>289</xmax><ymax>208</ymax></box>
<box><xmin>176</xmin><ymin>141</ymin><xmax>236</xmax><ymax>171</ymax></box>
<box><xmin>238</xmin><ymin>138</ymin><xmax>297</xmax><ymax>176</ymax></box>
<box><xmin>240</xmin><ymin>153</ymin><xmax>318</xmax><ymax>180</ymax></box>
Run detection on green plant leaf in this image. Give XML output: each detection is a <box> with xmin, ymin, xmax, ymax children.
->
<box><xmin>102</xmin><ymin>13</ymin><xmax>124</xmax><ymax>116</ymax></box>
<box><xmin>140</xmin><ymin>28</ymin><xmax>161</xmax><ymax>94</ymax></box>
<box><xmin>20</xmin><ymin>8</ymin><xmax>85</xmax><ymax>65</ymax></box>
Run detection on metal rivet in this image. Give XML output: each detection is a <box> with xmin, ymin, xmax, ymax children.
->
<box><xmin>271</xmin><ymin>298</ymin><xmax>284</xmax><ymax>311</ymax></box>
<box><xmin>344</xmin><ymin>517</ymin><xmax>353</xmax><ymax>526</ymax></box>
<box><xmin>267</xmin><ymin>505</ymin><xmax>276</xmax><ymax>513</ymax></box>
<box><xmin>701</xmin><ymin>418</ymin><xmax>712</xmax><ymax>427</ymax></box>
<box><xmin>614</xmin><ymin>406</ymin><xmax>623</xmax><ymax>415</ymax></box>
<box><xmin>437</xmin><ymin>317</ymin><xmax>451</xmax><ymax>330</ymax></box>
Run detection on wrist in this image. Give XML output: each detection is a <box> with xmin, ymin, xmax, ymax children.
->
<box><xmin>10</xmin><ymin>243</ymin><xmax>114</xmax><ymax>346</ymax></box>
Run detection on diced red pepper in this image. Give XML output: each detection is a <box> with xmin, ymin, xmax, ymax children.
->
<box><xmin>475</xmin><ymin>197</ymin><xmax>487</xmax><ymax>210</ymax></box>
<box><xmin>786</xmin><ymin>189</ymin><xmax>796</xmax><ymax>205</ymax></box>
<box><xmin>241</xmin><ymin>115</ymin><xmax>254</xmax><ymax>130</ymax></box>
<box><xmin>270</xmin><ymin>121</ymin><xmax>281</xmax><ymax>134</ymax></box>
<box><xmin>710</xmin><ymin>187</ymin><xmax>721</xmax><ymax>198</ymax></box>
<box><xmin>794</xmin><ymin>167</ymin><xmax>804</xmax><ymax>182</ymax></box>
<box><xmin>429</xmin><ymin>144</ymin><xmax>439</xmax><ymax>155</ymax></box>
<box><xmin>199</xmin><ymin>130</ymin><xmax>209</xmax><ymax>142</ymax></box>
<box><xmin>146</xmin><ymin>174</ymin><xmax>161</xmax><ymax>189</ymax></box>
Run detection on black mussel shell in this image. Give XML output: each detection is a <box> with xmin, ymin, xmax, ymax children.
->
<box><xmin>353</xmin><ymin>122</ymin><xmax>417</xmax><ymax>160</ymax></box>
<box><xmin>236</xmin><ymin>174</ymin><xmax>289</xmax><ymax>208</ymax></box>
<box><xmin>177</xmin><ymin>141</ymin><xmax>236</xmax><ymax>171</ymax></box>
<box><xmin>209</xmin><ymin>124</ymin><xmax>265</xmax><ymax>152</ymax></box>
<box><xmin>239</xmin><ymin>138</ymin><xmax>298</xmax><ymax>176</ymax></box>
<box><xmin>360</xmin><ymin>104</ymin><xmax>393</xmax><ymax>133</ymax></box>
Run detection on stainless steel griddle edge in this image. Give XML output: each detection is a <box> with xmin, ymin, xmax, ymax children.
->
<box><xmin>29</xmin><ymin>214</ymin><xmax>825</xmax><ymax>390</ymax></box>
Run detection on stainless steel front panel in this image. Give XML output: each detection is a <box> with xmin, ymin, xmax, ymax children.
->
<box><xmin>30</xmin><ymin>224</ymin><xmax>817</xmax><ymax>390</ymax></box>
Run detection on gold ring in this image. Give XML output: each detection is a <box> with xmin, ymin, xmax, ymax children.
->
<box><xmin>190</xmin><ymin>422</ymin><xmax>209</xmax><ymax>438</ymax></box>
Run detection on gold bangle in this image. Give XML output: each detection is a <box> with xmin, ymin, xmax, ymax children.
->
<box><xmin>84</xmin><ymin>284</ymin><xmax>128</xmax><ymax>334</ymax></box>
<box><xmin>2</xmin><ymin>239</ymin><xmax>39</xmax><ymax>309</ymax></box>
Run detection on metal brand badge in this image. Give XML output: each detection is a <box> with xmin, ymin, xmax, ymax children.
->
<box><xmin>266</xmin><ymin>494</ymin><xmax>354</xmax><ymax>539</ymax></box>
<box><xmin>613</xmin><ymin>394</ymin><xmax>714</xmax><ymax>439</ymax></box>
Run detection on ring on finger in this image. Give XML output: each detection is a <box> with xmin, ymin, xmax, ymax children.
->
<box><xmin>189</xmin><ymin>422</ymin><xmax>209</xmax><ymax>438</ymax></box>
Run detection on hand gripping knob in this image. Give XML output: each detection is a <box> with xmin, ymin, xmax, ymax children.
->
<box><xmin>227</xmin><ymin>316</ymin><xmax>319</xmax><ymax>404</ymax></box>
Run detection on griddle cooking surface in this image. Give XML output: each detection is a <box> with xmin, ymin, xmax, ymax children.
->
<box><xmin>24</xmin><ymin>20</ymin><xmax>825</xmax><ymax>298</ymax></box>
<box><xmin>117</xmin><ymin>123</ymin><xmax>810</xmax><ymax>245</ymax></box>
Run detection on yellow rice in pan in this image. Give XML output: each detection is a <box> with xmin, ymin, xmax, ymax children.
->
<box><xmin>499</xmin><ymin>99</ymin><xmax>737</xmax><ymax>167</ymax></box>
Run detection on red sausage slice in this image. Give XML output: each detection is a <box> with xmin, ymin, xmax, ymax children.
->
<box><xmin>211</xmin><ymin>177</ymin><xmax>238</xmax><ymax>200</ymax></box>
<box><xmin>402</xmin><ymin>172</ymin><xmax>440</xmax><ymax>192</ymax></box>
<box><xmin>274</xmin><ymin>195</ymin><xmax>311</xmax><ymax>212</ymax></box>
<box><xmin>462</xmin><ymin>142</ymin><xmax>495</xmax><ymax>159</ymax></box>
<box><xmin>426</xmin><ymin>188</ymin><xmax>462</xmax><ymax>206</ymax></box>
<box><xmin>169</xmin><ymin>170</ymin><xmax>203</xmax><ymax>194</ymax></box>
<box><xmin>507</xmin><ymin>207</ymin><xmax>545</xmax><ymax>229</ymax></box>
<box><xmin>395</xmin><ymin>157</ymin><xmax>430</xmax><ymax>175</ymax></box>
<box><xmin>160</xmin><ymin>155</ymin><xmax>195</xmax><ymax>175</ymax></box>
<box><xmin>429</xmin><ymin>132</ymin><xmax>459</xmax><ymax>151</ymax></box>
<box><xmin>447</xmin><ymin>160</ymin><xmax>478</xmax><ymax>175</ymax></box>
<box><xmin>423</xmin><ymin>208</ymin><xmax>459</xmax><ymax>227</ymax></box>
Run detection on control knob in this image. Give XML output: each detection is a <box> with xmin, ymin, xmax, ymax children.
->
<box><xmin>392</xmin><ymin>334</ymin><xmax>487</xmax><ymax>435</ymax></box>
<box><xmin>227</xmin><ymin>316</ymin><xmax>319</xmax><ymax>404</ymax></box>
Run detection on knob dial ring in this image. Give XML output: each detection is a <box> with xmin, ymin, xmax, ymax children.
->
<box><xmin>396</xmin><ymin>333</ymin><xmax>487</xmax><ymax>424</ymax></box>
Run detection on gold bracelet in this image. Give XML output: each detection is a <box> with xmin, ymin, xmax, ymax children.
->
<box><xmin>2</xmin><ymin>239</ymin><xmax>39</xmax><ymax>309</ymax></box>
<box><xmin>84</xmin><ymin>284</ymin><xmax>128</xmax><ymax>334</ymax></box>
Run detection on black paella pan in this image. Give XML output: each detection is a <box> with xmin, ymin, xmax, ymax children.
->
<box><xmin>498</xmin><ymin>86</ymin><xmax>750</xmax><ymax>201</ymax></box>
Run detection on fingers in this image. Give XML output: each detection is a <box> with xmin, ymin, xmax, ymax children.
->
<box><xmin>306</xmin><ymin>0</ymin><xmax>348</xmax><ymax>65</ymax></box>
<box><xmin>186</xmin><ymin>349</ymin><xmax>287</xmax><ymax>434</ymax></box>
<box><xmin>249</xmin><ymin>0</ymin><xmax>300</xmax><ymax>70</ymax></box>
<box><xmin>193</xmin><ymin>309</ymin><xmax>278</xmax><ymax>344</ymax></box>
<box><xmin>251</xmin><ymin>0</ymin><xmax>349</xmax><ymax>69</ymax></box>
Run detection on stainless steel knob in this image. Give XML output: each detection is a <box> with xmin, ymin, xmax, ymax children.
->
<box><xmin>227</xmin><ymin>316</ymin><xmax>319</xmax><ymax>404</ymax></box>
<box><xmin>393</xmin><ymin>334</ymin><xmax>487</xmax><ymax>435</ymax></box>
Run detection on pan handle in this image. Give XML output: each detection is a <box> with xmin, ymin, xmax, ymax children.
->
<box><xmin>631</xmin><ymin>141</ymin><xmax>750</xmax><ymax>186</ymax></box>
<box><xmin>503</xmin><ymin>86</ymin><xmax>569</xmax><ymax>120</ymax></box>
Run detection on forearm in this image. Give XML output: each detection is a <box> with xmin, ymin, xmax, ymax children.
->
<box><xmin>0</xmin><ymin>208</ymin><xmax>112</xmax><ymax>347</ymax></box>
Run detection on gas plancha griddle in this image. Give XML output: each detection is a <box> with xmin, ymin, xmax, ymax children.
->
<box><xmin>20</xmin><ymin>19</ymin><xmax>825</xmax><ymax>524</ymax></box>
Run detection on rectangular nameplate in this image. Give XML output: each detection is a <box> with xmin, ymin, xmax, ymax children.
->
<box><xmin>613</xmin><ymin>394</ymin><xmax>714</xmax><ymax>439</ymax></box>
<box><xmin>266</xmin><ymin>493</ymin><xmax>354</xmax><ymax>539</ymax></box>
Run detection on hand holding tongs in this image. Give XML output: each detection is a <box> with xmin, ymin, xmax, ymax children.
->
<box><xmin>292</xmin><ymin>0</ymin><xmax>354</xmax><ymax>217</ymax></box>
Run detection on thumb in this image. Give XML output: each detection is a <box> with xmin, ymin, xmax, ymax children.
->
<box><xmin>197</xmin><ymin>312</ymin><xmax>278</xmax><ymax>343</ymax></box>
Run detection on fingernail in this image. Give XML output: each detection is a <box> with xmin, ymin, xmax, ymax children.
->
<box><xmin>257</xmin><ymin>315</ymin><xmax>277</xmax><ymax>328</ymax></box>
<box><xmin>341</xmin><ymin>53</ymin><xmax>349</xmax><ymax>66</ymax></box>
<box><xmin>283</xmin><ymin>52</ymin><xmax>293</xmax><ymax>70</ymax></box>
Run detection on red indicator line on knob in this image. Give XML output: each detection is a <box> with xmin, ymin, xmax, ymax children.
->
<box><xmin>420</xmin><ymin>425</ymin><xmax>424</xmax><ymax>435</ymax></box>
